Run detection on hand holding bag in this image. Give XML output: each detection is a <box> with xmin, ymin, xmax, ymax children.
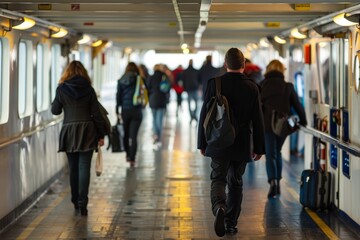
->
<box><xmin>95</xmin><ymin>145</ymin><xmax>103</xmax><ymax>176</ymax></box>
<box><xmin>271</xmin><ymin>110</ymin><xmax>297</xmax><ymax>137</ymax></box>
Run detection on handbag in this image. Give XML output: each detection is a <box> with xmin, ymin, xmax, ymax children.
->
<box><xmin>95</xmin><ymin>145</ymin><xmax>103</xmax><ymax>176</ymax></box>
<box><xmin>271</xmin><ymin>110</ymin><xmax>297</xmax><ymax>137</ymax></box>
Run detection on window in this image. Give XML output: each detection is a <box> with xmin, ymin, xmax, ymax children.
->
<box><xmin>343</xmin><ymin>39</ymin><xmax>349</xmax><ymax>107</ymax></box>
<box><xmin>0</xmin><ymin>38</ymin><xmax>10</xmax><ymax>124</ymax></box>
<box><xmin>51</xmin><ymin>44</ymin><xmax>61</xmax><ymax>100</ymax></box>
<box><xmin>355</xmin><ymin>54</ymin><xmax>360</xmax><ymax>93</ymax></box>
<box><xmin>36</xmin><ymin>43</ymin><xmax>50</xmax><ymax>112</ymax></box>
<box><xmin>18</xmin><ymin>40</ymin><xmax>34</xmax><ymax>118</ymax></box>
<box><xmin>316</xmin><ymin>42</ymin><xmax>331</xmax><ymax>104</ymax></box>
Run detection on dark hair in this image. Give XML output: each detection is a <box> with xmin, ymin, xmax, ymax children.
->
<box><xmin>125</xmin><ymin>62</ymin><xmax>140</xmax><ymax>75</ymax></box>
<box><xmin>225</xmin><ymin>48</ymin><xmax>245</xmax><ymax>70</ymax></box>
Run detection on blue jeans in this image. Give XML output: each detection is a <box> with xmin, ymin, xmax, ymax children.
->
<box><xmin>151</xmin><ymin>108</ymin><xmax>166</xmax><ymax>141</ymax></box>
<box><xmin>265</xmin><ymin>132</ymin><xmax>286</xmax><ymax>182</ymax></box>
<box><xmin>122</xmin><ymin>108</ymin><xmax>143</xmax><ymax>161</ymax></box>
<box><xmin>66</xmin><ymin>150</ymin><xmax>93</xmax><ymax>208</ymax></box>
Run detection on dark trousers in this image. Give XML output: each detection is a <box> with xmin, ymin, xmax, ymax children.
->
<box><xmin>66</xmin><ymin>150</ymin><xmax>93</xmax><ymax>208</ymax></box>
<box><xmin>211</xmin><ymin>157</ymin><xmax>247</xmax><ymax>227</ymax></box>
<box><xmin>122</xmin><ymin>108</ymin><xmax>143</xmax><ymax>161</ymax></box>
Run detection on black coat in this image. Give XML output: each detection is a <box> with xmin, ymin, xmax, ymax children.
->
<box><xmin>182</xmin><ymin>65</ymin><xmax>200</xmax><ymax>91</ymax></box>
<box><xmin>260</xmin><ymin>71</ymin><xmax>307</xmax><ymax>132</ymax></box>
<box><xmin>51</xmin><ymin>76</ymin><xmax>106</xmax><ymax>152</ymax></box>
<box><xmin>147</xmin><ymin>70</ymin><xmax>169</xmax><ymax>109</ymax></box>
<box><xmin>198</xmin><ymin>72</ymin><xmax>266</xmax><ymax>160</ymax></box>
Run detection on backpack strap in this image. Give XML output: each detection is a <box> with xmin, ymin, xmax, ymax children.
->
<box><xmin>215</xmin><ymin>77</ymin><xmax>222</xmax><ymax>104</ymax></box>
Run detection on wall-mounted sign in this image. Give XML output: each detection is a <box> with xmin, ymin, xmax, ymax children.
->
<box><xmin>266</xmin><ymin>22</ymin><xmax>280</xmax><ymax>28</ymax></box>
<box><xmin>38</xmin><ymin>4</ymin><xmax>52</xmax><ymax>10</ymax></box>
<box><xmin>71</xmin><ymin>4</ymin><xmax>80</xmax><ymax>11</ymax></box>
<box><xmin>294</xmin><ymin>4</ymin><xmax>311</xmax><ymax>11</ymax></box>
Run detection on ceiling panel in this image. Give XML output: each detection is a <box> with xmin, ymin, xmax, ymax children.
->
<box><xmin>1</xmin><ymin>0</ymin><xmax>359</xmax><ymax>52</ymax></box>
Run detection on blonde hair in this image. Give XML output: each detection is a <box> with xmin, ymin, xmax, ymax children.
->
<box><xmin>265</xmin><ymin>60</ymin><xmax>285</xmax><ymax>74</ymax></box>
<box><xmin>59</xmin><ymin>60</ymin><xmax>91</xmax><ymax>84</ymax></box>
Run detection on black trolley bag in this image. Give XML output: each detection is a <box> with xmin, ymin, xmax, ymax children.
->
<box><xmin>300</xmin><ymin>169</ymin><xmax>331</xmax><ymax>210</ymax></box>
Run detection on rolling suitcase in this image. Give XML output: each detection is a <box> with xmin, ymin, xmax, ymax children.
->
<box><xmin>300</xmin><ymin>169</ymin><xmax>331</xmax><ymax>211</ymax></box>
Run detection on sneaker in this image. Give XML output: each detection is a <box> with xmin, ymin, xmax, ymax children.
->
<box><xmin>214</xmin><ymin>207</ymin><xmax>225</xmax><ymax>237</ymax></box>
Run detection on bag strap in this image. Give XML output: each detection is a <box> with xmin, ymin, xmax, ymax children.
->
<box><xmin>215</xmin><ymin>77</ymin><xmax>223</xmax><ymax>104</ymax></box>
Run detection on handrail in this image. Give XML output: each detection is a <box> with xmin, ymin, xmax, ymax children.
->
<box><xmin>299</xmin><ymin>125</ymin><xmax>360</xmax><ymax>157</ymax></box>
<box><xmin>0</xmin><ymin>117</ymin><xmax>63</xmax><ymax>149</ymax></box>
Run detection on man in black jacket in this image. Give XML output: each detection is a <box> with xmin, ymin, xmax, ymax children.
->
<box><xmin>198</xmin><ymin>48</ymin><xmax>266</xmax><ymax>237</ymax></box>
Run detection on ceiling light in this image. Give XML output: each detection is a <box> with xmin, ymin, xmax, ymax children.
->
<box><xmin>333</xmin><ymin>13</ymin><xmax>358</xmax><ymax>26</ymax></box>
<box><xmin>259</xmin><ymin>37</ymin><xmax>270</xmax><ymax>48</ymax></box>
<box><xmin>77</xmin><ymin>34</ymin><xmax>91</xmax><ymax>44</ymax></box>
<box><xmin>183</xmin><ymin>48</ymin><xmax>190</xmax><ymax>54</ymax></box>
<box><xmin>290</xmin><ymin>28</ymin><xmax>306</xmax><ymax>39</ymax></box>
<box><xmin>274</xmin><ymin>35</ymin><xmax>287</xmax><ymax>44</ymax></box>
<box><xmin>12</xmin><ymin>17</ymin><xmax>35</xmax><ymax>30</ymax></box>
<box><xmin>51</xmin><ymin>28</ymin><xmax>68</xmax><ymax>38</ymax></box>
<box><xmin>92</xmin><ymin>40</ymin><xmax>103</xmax><ymax>47</ymax></box>
<box><xmin>181</xmin><ymin>43</ymin><xmax>188</xmax><ymax>50</ymax></box>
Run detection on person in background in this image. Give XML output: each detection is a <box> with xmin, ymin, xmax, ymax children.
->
<box><xmin>182</xmin><ymin>59</ymin><xmax>200</xmax><ymax>123</ymax></box>
<box><xmin>51</xmin><ymin>60</ymin><xmax>106</xmax><ymax>216</ymax></box>
<box><xmin>116</xmin><ymin>62</ymin><xmax>144</xmax><ymax>168</ymax></box>
<box><xmin>244</xmin><ymin>58</ymin><xmax>263</xmax><ymax>85</ymax></box>
<box><xmin>139</xmin><ymin>64</ymin><xmax>150</xmax><ymax>81</ymax></box>
<box><xmin>260</xmin><ymin>59</ymin><xmax>307</xmax><ymax>198</ymax></box>
<box><xmin>199</xmin><ymin>55</ymin><xmax>220</xmax><ymax>99</ymax></box>
<box><xmin>172</xmin><ymin>64</ymin><xmax>184</xmax><ymax>116</ymax></box>
<box><xmin>147</xmin><ymin>64</ymin><xmax>170</xmax><ymax>147</ymax></box>
<box><xmin>198</xmin><ymin>48</ymin><xmax>265</xmax><ymax>237</ymax></box>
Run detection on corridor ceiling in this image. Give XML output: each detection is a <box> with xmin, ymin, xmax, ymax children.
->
<box><xmin>1</xmin><ymin>1</ymin><xmax>359</xmax><ymax>52</ymax></box>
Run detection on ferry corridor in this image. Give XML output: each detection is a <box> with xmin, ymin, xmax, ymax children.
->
<box><xmin>0</xmin><ymin>87</ymin><xmax>358</xmax><ymax>240</ymax></box>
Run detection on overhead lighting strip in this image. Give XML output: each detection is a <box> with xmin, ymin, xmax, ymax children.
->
<box><xmin>195</xmin><ymin>0</ymin><xmax>212</xmax><ymax>48</ymax></box>
<box><xmin>172</xmin><ymin>0</ymin><xmax>185</xmax><ymax>47</ymax></box>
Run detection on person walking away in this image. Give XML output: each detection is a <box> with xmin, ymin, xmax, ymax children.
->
<box><xmin>51</xmin><ymin>60</ymin><xmax>106</xmax><ymax>216</ymax></box>
<box><xmin>116</xmin><ymin>62</ymin><xmax>144</xmax><ymax>168</ymax></box>
<box><xmin>260</xmin><ymin>59</ymin><xmax>307</xmax><ymax>198</ymax></box>
<box><xmin>199</xmin><ymin>55</ymin><xmax>220</xmax><ymax>99</ymax></box>
<box><xmin>171</xmin><ymin>64</ymin><xmax>184</xmax><ymax>116</ymax></box>
<box><xmin>244</xmin><ymin>58</ymin><xmax>263</xmax><ymax>85</ymax></box>
<box><xmin>182</xmin><ymin>59</ymin><xmax>200</xmax><ymax>123</ymax></box>
<box><xmin>147</xmin><ymin>64</ymin><xmax>170</xmax><ymax>147</ymax></box>
<box><xmin>198</xmin><ymin>48</ymin><xmax>266</xmax><ymax>237</ymax></box>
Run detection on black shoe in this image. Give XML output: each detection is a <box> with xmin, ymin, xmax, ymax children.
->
<box><xmin>268</xmin><ymin>180</ymin><xmax>277</xmax><ymax>198</ymax></box>
<box><xmin>225</xmin><ymin>226</ymin><xmax>238</xmax><ymax>234</ymax></box>
<box><xmin>276</xmin><ymin>181</ymin><xmax>281</xmax><ymax>195</ymax></box>
<box><xmin>80</xmin><ymin>207</ymin><xmax>88</xmax><ymax>216</ymax></box>
<box><xmin>214</xmin><ymin>207</ymin><xmax>225</xmax><ymax>237</ymax></box>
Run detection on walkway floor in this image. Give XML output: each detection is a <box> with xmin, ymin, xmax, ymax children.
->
<box><xmin>0</xmin><ymin>83</ymin><xmax>359</xmax><ymax>239</ymax></box>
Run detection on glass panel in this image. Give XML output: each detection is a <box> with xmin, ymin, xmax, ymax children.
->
<box><xmin>317</xmin><ymin>42</ymin><xmax>331</xmax><ymax>104</ymax></box>
<box><xmin>36</xmin><ymin>44</ymin><xmax>44</xmax><ymax>111</ymax></box>
<box><xmin>18</xmin><ymin>41</ymin><xmax>27</xmax><ymax>116</ymax></box>
<box><xmin>344</xmin><ymin>39</ymin><xmax>349</xmax><ymax>107</ymax></box>
<box><xmin>51</xmin><ymin>44</ymin><xmax>61</xmax><ymax>100</ymax></box>
<box><xmin>330</xmin><ymin>42</ymin><xmax>338</xmax><ymax>107</ymax></box>
<box><xmin>355</xmin><ymin>55</ymin><xmax>360</xmax><ymax>93</ymax></box>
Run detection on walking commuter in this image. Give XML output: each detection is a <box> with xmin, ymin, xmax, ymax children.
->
<box><xmin>172</xmin><ymin>65</ymin><xmax>184</xmax><ymax>115</ymax></box>
<box><xmin>51</xmin><ymin>60</ymin><xmax>106</xmax><ymax>216</ymax></box>
<box><xmin>198</xmin><ymin>48</ymin><xmax>266</xmax><ymax>237</ymax></box>
<box><xmin>116</xmin><ymin>62</ymin><xmax>144</xmax><ymax>167</ymax></box>
<box><xmin>199</xmin><ymin>55</ymin><xmax>220</xmax><ymax>99</ymax></box>
<box><xmin>182</xmin><ymin>59</ymin><xmax>200</xmax><ymax>122</ymax></box>
<box><xmin>244</xmin><ymin>58</ymin><xmax>263</xmax><ymax>85</ymax></box>
<box><xmin>147</xmin><ymin>64</ymin><xmax>170</xmax><ymax>147</ymax></box>
<box><xmin>260</xmin><ymin>59</ymin><xmax>307</xmax><ymax>198</ymax></box>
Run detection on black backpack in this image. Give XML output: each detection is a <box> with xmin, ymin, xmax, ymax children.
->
<box><xmin>203</xmin><ymin>77</ymin><xmax>238</xmax><ymax>149</ymax></box>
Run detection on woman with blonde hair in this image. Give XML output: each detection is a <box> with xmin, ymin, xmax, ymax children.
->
<box><xmin>52</xmin><ymin>60</ymin><xmax>106</xmax><ymax>216</ymax></box>
<box><xmin>260</xmin><ymin>59</ymin><xmax>307</xmax><ymax>198</ymax></box>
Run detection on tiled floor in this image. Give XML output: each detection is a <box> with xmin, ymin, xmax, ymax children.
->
<box><xmin>1</xmin><ymin>87</ymin><xmax>360</xmax><ymax>239</ymax></box>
